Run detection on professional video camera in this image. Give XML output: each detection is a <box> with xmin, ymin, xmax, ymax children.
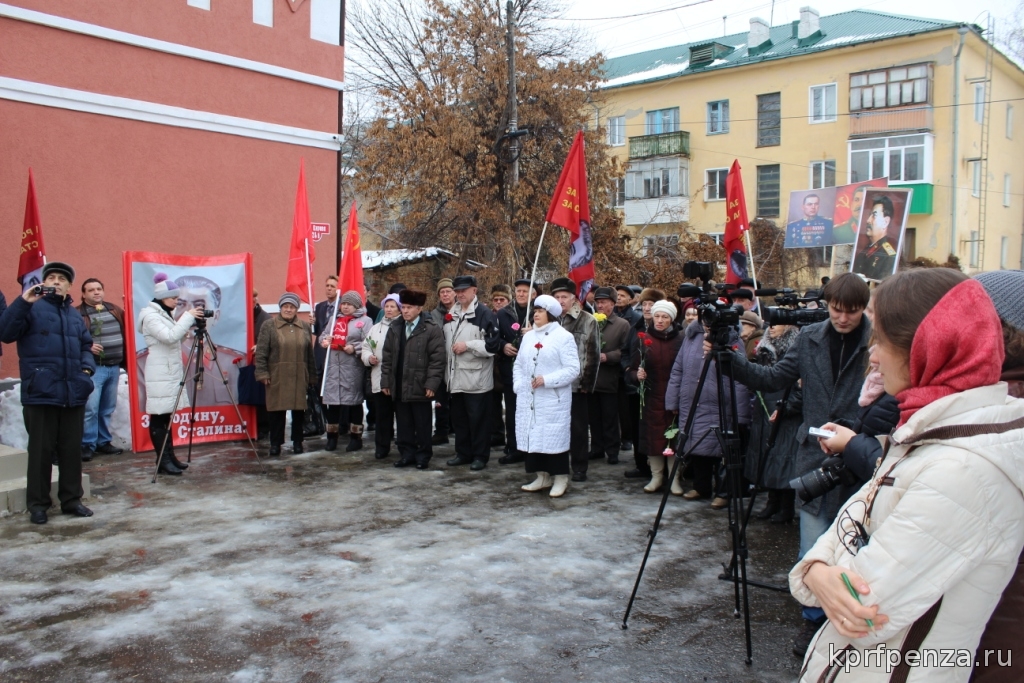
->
<box><xmin>756</xmin><ymin>288</ymin><xmax>829</xmax><ymax>327</ymax></box>
<box><xmin>677</xmin><ymin>261</ymin><xmax>743</xmax><ymax>331</ymax></box>
<box><xmin>791</xmin><ymin>455</ymin><xmax>861</xmax><ymax>502</ymax></box>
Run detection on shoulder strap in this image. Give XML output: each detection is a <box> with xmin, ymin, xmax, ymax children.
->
<box><xmin>903</xmin><ymin>416</ymin><xmax>1024</xmax><ymax>445</ymax></box>
<box><xmin>889</xmin><ymin>598</ymin><xmax>943</xmax><ymax>683</ymax></box>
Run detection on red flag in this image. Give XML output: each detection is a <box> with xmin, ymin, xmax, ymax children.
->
<box><xmin>18</xmin><ymin>169</ymin><xmax>46</xmax><ymax>290</ymax></box>
<box><xmin>545</xmin><ymin>131</ymin><xmax>594</xmax><ymax>298</ymax></box>
<box><xmin>337</xmin><ymin>201</ymin><xmax>365</xmax><ymax>303</ymax></box>
<box><xmin>723</xmin><ymin>160</ymin><xmax>750</xmax><ymax>285</ymax></box>
<box><xmin>285</xmin><ymin>159</ymin><xmax>315</xmax><ymax>304</ymax></box>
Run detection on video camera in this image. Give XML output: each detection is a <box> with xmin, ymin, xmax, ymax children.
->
<box><xmin>677</xmin><ymin>261</ymin><xmax>743</xmax><ymax>332</ymax></box>
<box><xmin>758</xmin><ymin>288</ymin><xmax>829</xmax><ymax>328</ymax></box>
<box><xmin>32</xmin><ymin>285</ymin><xmax>57</xmax><ymax>297</ymax></box>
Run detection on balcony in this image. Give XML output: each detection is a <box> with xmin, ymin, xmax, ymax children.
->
<box><xmin>629</xmin><ymin>131</ymin><xmax>690</xmax><ymax>159</ymax></box>
<box><xmin>849</xmin><ymin>105</ymin><xmax>933</xmax><ymax>137</ymax></box>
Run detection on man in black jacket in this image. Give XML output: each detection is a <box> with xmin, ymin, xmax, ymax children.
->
<box><xmin>590</xmin><ymin>287</ymin><xmax>631</xmax><ymax>464</ymax></box>
<box><xmin>496</xmin><ymin>279</ymin><xmax>533</xmax><ymax>465</ymax></box>
<box><xmin>727</xmin><ymin>272</ymin><xmax>871</xmax><ymax>656</ymax></box>
<box><xmin>0</xmin><ymin>262</ymin><xmax>95</xmax><ymax>524</ymax></box>
<box><xmin>312</xmin><ymin>275</ymin><xmax>339</xmax><ymax>384</ymax></box>
<box><xmin>380</xmin><ymin>290</ymin><xmax>446</xmax><ymax>469</ymax></box>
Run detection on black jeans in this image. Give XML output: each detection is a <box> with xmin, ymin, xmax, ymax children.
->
<box><xmin>373</xmin><ymin>391</ymin><xmax>395</xmax><ymax>456</ymax></box>
<box><xmin>24</xmin><ymin>405</ymin><xmax>85</xmax><ymax>512</ymax></box>
<box><xmin>618</xmin><ymin>378</ymin><xmax>634</xmax><ymax>443</ymax></box>
<box><xmin>451</xmin><ymin>392</ymin><xmax>492</xmax><ymax>462</ymax></box>
<box><xmin>503</xmin><ymin>389</ymin><xmax>518</xmax><ymax>455</ymax></box>
<box><xmin>394</xmin><ymin>399</ymin><xmax>433</xmax><ymax>465</ymax></box>
<box><xmin>433</xmin><ymin>385</ymin><xmax>451</xmax><ymax>436</ymax></box>
<box><xmin>268</xmin><ymin>410</ymin><xmax>304</xmax><ymax>447</ymax></box>
<box><xmin>148</xmin><ymin>412</ymin><xmax>177</xmax><ymax>464</ymax></box>
<box><xmin>491</xmin><ymin>389</ymin><xmax>505</xmax><ymax>440</ymax></box>
<box><xmin>569</xmin><ymin>392</ymin><xmax>590</xmax><ymax>475</ymax></box>
<box><xmin>692</xmin><ymin>456</ymin><xmax>720</xmax><ymax>498</ymax></box>
<box><xmin>587</xmin><ymin>392</ymin><xmax>620</xmax><ymax>458</ymax></box>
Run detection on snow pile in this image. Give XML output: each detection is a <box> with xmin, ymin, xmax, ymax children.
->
<box><xmin>110</xmin><ymin>371</ymin><xmax>133</xmax><ymax>450</ymax></box>
<box><xmin>0</xmin><ymin>384</ymin><xmax>27</xmax><ymax>449</ymax></box>
<box><xmin>604</xmin><ymin>60</ymin><xmax>690</xmax><ymax>88</ymax></box>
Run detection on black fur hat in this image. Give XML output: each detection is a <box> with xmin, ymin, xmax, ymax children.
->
<box><xmin>399</xmin><ymin>289</ymin><xmax>427</xmax><ymax>307</ymax></box>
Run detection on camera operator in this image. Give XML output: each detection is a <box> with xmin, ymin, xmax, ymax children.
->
<box><xmin>726</xmin><ymin>272</ymin><xmax>872</xmax><ymax>657</ymax></box>
<box><xmin>0</xmin><ymin>263</ymin><xmax>95</xmax><ymax>524</ymax></box>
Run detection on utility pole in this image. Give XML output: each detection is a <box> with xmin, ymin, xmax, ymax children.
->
<box><xmin>506</xmin><ymin>0</ymin><xmax>519</xmax><ymax>192</ymax></box>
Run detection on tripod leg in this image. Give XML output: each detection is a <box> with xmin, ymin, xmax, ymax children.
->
<box><xmin>152</xmin><ymin>336</ymin><xmax>202</xmax><ymax>484</ymax></box>
<box><xmin>207</xmin><ymin>345</ymin><xmax>266</xmax><ymax>475</ymax></box>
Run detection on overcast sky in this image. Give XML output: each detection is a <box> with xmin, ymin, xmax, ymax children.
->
<box><xmin>559</xmin><ymin>0</ymin><xmax>1020</xmax><ymax>58</ymax></box>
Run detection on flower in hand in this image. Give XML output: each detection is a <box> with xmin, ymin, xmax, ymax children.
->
<box><xmin>534</xmin><ymin>343</ymin><xmax>543</xmax><ymax>349</ymax></box>
<box><xmin>662</xmin><ymin>447</ymin><xmax>674</xmax><ymax>457</ymax></box>
<box><xmin>511</xmin><ymin>323</ymin><xmax>521</xmax><ymax>331</ymax></box>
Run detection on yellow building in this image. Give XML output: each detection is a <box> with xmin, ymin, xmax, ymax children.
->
<box><xmin>599</xmin><ymin>8</ymin><xmax>1024</xmax><ymax>273</ymax></box>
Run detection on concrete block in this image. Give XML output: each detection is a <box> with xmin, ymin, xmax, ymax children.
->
<box><xmin>0</xmin><ymin>469</ymin><xmax>89</xmax><ymax>514</ymax></box>
<box><xmin>0</xmin><ymin>444</ymin><xmax>29</xmax><ymax>483</ymax></box>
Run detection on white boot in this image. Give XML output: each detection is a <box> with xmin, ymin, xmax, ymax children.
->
<box><xmin>549</xmin><ymin>474</ymin><xmax>569</xmax><ymax>498</ymax></box>
<box><xmin>644</xmin><ymin>456</ymin><xmax>665</xmax><ymax>493</ymax></box>
<box><xmin>669</xmin><ymin>457</ymin><xmax>684</xmax><ymax>496</ymax></box>
<box><xmin>522</xmin><ymin>472</ymin><xmax>553</xmax><ymax>491</ymax></box>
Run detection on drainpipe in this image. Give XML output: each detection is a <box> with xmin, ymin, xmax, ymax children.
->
<box><xmin>950</xmin><ymin>25</ymin><xmax>969</xmax><ymax>256</ymax></box>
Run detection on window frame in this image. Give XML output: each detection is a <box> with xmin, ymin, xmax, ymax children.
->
<box><xmin>1004</xmin><ymin>173</ymin><xmax>1011</xmax><ymax>208</ymax></box>
<box><xmin>849</xmin><ymin>63</ymin><xmax>931</xmax><ymax>112</ymax></box>
<box><xmin>625</xmin><ymin>158</ymin><xmax>688</xmax><ymax>200</ymax></box>
<box><xmin>757</xmin><ymin>92</ymin><xmax>781</xmax><ymax>147</ymax></box>
<box><xmin>1001</xmin><ymin>235</ymin><xmax>1009</xmax><ymax>269</ymax></box>
<box><xmin>969</xmin><ymin>230</ymin><xmax>980</xmax><ymax>268</ymax></box>
<box><xmin>607</xmin><ymin>115</ymin><xmax>626</xmax><ymax>147</ymax></box>
<box><xmin>972</xmin><ymin>161</ymin><xmax>981</xmax><ymax>198</ymax></box>
<box><xmin>846</xmin><ymin>134</ymin><xmax>933</xmax><ymax>185</ymax></box>
<box><xmin>707</xmin><ymin>100</ymin><xmax>730</xmax><ymax>135</ymax></box>
<box><xmin>645</xmin><ymin>107</ymin><xmax>680</xmax><ymax>135</ymax></box>
<box><xmin>1007</xmin><ymin>103</ymin><xmax>1014</xmax><ymax>139</ymax></box>
<box><xmin>705</xmin><ymin>167</ymin><xmax>729</xmax><ymax>201</ymax></box>
<box><xmin>974</xmin><ymin>83</ymin><xmax>986</xmax><ymax>124</ymax></box>
<box><xmin>611</xmin><ymin>178</ymin><xmax>626</xmax><ymax>208</ymax></box>
<box><xmin>756</xmin><ymin>164</ymin><xmax>781</xmax><ymax>217</ymax></box>
<box><xmin>809</xmin><ymin>83</ymin><xmax>837</xmax><ymax>124</ymax></box>
<box><xmin>810</xmin><ymin>160</ymin><xmax>837</xmax><ymax>189</ymax></box>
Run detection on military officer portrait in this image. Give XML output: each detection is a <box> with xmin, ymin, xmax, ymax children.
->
<box><xmin>852</xmin><ymin>194</ymin><xmax>903</xmax><ymax>281</ymax></box>
<box><xmin>784</xmin><ymin>191</ymin><xmax>835</xmax><ymax>248</ymax></box>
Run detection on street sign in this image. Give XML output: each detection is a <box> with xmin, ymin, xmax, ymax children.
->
<box><xmin>312</xmin><ymin>222</ymin><xmax>331</xmax><ymax>242</ymax></box>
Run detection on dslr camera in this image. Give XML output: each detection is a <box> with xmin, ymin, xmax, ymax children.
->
<box><xmin>192</xmin><ymin>308</ymin><xmax>216</xmax><ymax>328</ymax></box>
<box><xmin>790</xmin><ymin>455</ymin><xmax>861</xmax><ymax>502</ymax></box>
<box><xmin>32</xmin><ymin>285</ymin><xmax>58</xmax><ymax>297</ymax></box>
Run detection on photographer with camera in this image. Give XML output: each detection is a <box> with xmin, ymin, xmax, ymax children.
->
<box><xmin>138</xmin><ymin>273</ymin><xmax>201</xmax><ymax>475</ymax></box>
<box><xmin>0</xmin><ymin>263</ymin><xmax>95</xmax><ymax>524</ymax></box>
<box><xmin>727</xmin><ymin>272</ymin><xmax>872</xmax><ymax>656</ymax></box>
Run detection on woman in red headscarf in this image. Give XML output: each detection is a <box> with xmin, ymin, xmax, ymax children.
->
<box><xmin>789</xmin><ymin>268</ymin><xmax>1024</xmax><ymax>682</ymax></box>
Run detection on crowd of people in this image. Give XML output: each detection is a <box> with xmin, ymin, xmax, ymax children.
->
<box><xmin>2</xmin><ymin>261</ymin><xmax>1023</xmax><ymax>680</ymax></box>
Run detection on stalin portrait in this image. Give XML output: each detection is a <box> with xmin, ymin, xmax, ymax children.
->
<box><xmin>852</xmin><ymin>195</ymin><xmax>900</xmax><ymax>281</ymax></box>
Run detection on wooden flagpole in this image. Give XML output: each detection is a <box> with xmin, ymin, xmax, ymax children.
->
<box><xmin>526</xmin><ymin>221</ymin><xmax>549</xmax><ymax>308</ymax></box>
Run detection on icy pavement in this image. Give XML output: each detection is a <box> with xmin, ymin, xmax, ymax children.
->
<box><xmin>0</xmin><ymin>439</ymin><xmax>804</xmax><ymax>682</ymax></box>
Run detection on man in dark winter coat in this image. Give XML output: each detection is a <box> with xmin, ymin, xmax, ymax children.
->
<box><xmin>496</xmin><ymin>279</ymin><xmax>533</xmax><ymax>465</ymax></box>
<box><xmin>380</xmin><ymin>290</ymin><xmax>446</xmax><ymax>469</ymax></box>
<box><xmin>0</xmin><ymin>262</ymin><xmax>95</xmax><ymax>524</ymax></box>
<box><xmin>589</xmin><ymin>287</ymin><xmax>631</xmax><ymax>464</ymax></box>
<box><xmin>312</xmin><ymin>275</ymin><xmax>339</xmax><ymax>384</ymax></box>
<box><xmin>726</xmin><ymin>272</ymin><xmax>871</xmax><ymax>655</ymax></box>
<box><xmin>613</xmin><ymin>285</ymin><xmax>641</xmax><ymax>328</ymax></box>
<box><xmin>552</xmin><ymin>277</ymin><xmax>600</xmax><ymax>482</ymax></box>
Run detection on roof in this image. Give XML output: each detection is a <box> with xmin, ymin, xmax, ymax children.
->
<box><xmin>601</xmin><ymin>10</ymin><xmax>965</xmax><ymax>89</ymax></box>
<box><xmin>361</xmin><ymin>248</ymin><xmax>487</xmax><ymax>271</ymax></box>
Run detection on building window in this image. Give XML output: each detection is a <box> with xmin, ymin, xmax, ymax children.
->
<box><xmin>607</xmin><ymin>116</ymin><xmax>625</xmax><ymax>146</ymax></box>
<box><xmin>970</xmin><ymin>230</ymin><xmax>980</xmax><ymax>268</ymax></box>
<box><xmin>645</xmin><ymin>108</ymin><xmax>679</xmax><ymax>135</ymax></box>
<box><xmin>611</xmin><ymin>178</ymin><xmax>625</xmax><ymax>207</ymax></box>
<box><xmin>974</xmin><ymin>83</ymin><xmax>986</xmax><ymax>123</ymax></box>
<box><xmin>642</xmin><ymin>234</ymin><xmax>680</xmax><ymax>257</ymax></box>
<box><xmin>1007</xmin><ymin>104</ymin><xmax>1014</xmax><ymax>139</ymax></box>
<box><xmin>756</xmin><ymin>164</ymin><xmax>781</xmax><ymax>217</ymax></box>
<box><xmin>757</xmin><ymin>93</ymin><xmax>781</xmax><ymax>146</ymax></box>
<box><xmin>848</xmin><ymin>134</ymin><xmax>932</xmax><ymax>184</ymax></box>
<box><xmin>706</xmin><ymin>232</ymin><xmax>725</xmax><ymax>245</ymax></box>
<box><xmin>809</xmin><ymin>84</ymin><xmax>837</xmax><ymax>123</ymax></box>
<box><xmin>1004</xmin><ymin>174</ymin><xmax>1012</xmax><ymax>207</ymax></box>
<box><xmin>707</xmin><ymin>100</ymin><xmax>730</xmax><ymax>134</ymax></box>
<box><xmin>972</xmin><ymin>162</ymin><xmax>982</xmax><ymax>198</ymax></box>
<box><xmin>626</xmin><ymin>158</ymin><xmax>687</xmax><ymax>199</ymax></box>
<box><xmin>1001</xmin><ymin>236</ymin><xmax>1010</xmax><ymax>268</ymax></box>
<box><xmin>849</xmin><ymin>63</ymin><xmax>930</xmax><ymax>111</ymax></box>
<box><xmin>705</xmin><ymin>168</ymin><xmax>729</xmax><ymax>201</ymax></box>
<box><xmin>810</xmin><ymin>160</ymin><xmax>836</xmax><ymax>189</ymax></box>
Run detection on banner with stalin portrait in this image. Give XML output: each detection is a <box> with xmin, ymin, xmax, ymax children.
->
<box><xmin>122</xmin><ymin>251</ymin><xmax>255</xmax><ymax>453</ymax></box>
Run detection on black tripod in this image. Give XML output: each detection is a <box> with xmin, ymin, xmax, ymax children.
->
<box><xmin>152</xmin><ymin>320</ymin><xmax>265</xmax><ymax>483</ymax></box>
<box><xmin>621</xmin><ymin>323</ymin><xmax>779</xmax><ymax>665</ymax></box>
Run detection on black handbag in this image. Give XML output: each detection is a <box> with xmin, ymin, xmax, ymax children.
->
<box><xmin>303</xmin><ymin>386</ymin><xmax>326</xmax><ymax>437</ymax></box>
<box><xmin>237</xmin><ymin>364</ymin><xmax>266</xmax><ymax>406</ymax></box>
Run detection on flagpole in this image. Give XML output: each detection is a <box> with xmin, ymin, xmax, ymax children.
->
<box><xmin>304</xmin><ymin>238</ymin><xmax>313</xmax><ymax>308</ymax></box>
<box><xmin>319</xmin><ymin>296</ymin><xmax>339</xmax><ymax>398</ymax></box>
<box><xmin>526</xmin><ymin>221</ymin><xmax>549</xmax><ymax>306</ymax></box>
<box><xmin>744</xmin><ymin>229</ymin><xmax>758</xmax><ymax>289</ymax></box>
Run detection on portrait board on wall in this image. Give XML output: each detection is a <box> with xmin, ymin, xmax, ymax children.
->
<box><xmin>122</xmin><ymin>251</ymin><xmax>255</xmax><ymax>453</ymax></box>
<box><xmin>832</xmin><ymin>178</ymin><xmax>889</xmax><ymax>245</ymax></box>
<box><xmin>849</xmin><ymin>188</ymin><xmax>913</xmax><ymax>282</ymax></box>
<box><xmin>784</xmin><ymin>187</ymin><xmax>837</xmax><ymax>248</ymax></box>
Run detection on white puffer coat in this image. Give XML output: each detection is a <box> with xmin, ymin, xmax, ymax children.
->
<box><xmin>360</xmin><ymin>315</ymin><xmax>397</xmax><ymax>394</ymax></box>
<box><xmin>512</xmin><ymin>322</ymin><xmax>580</xmax><ymax>454</ymax></box>
<box><xmin>138</xmin><ymin>302</ymin><xmax>195</xmax><ymax>415</ymax></box>
<box><xmin>791</xmin><ymin>383</ymin><xmax>1024</xmax><ymax>682</ymax></box>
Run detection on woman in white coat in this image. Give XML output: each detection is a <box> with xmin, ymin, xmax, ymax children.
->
<box><xmin>361</xmin><ymin>293</ymin><xmax>401</xmax><ymax>460</ymax></box>
<box><xmin>790</xmin><ymin>268</ymin><xmax>1024</xmax><ymax>682</ymax></box>
<box><xmin>137</xmin><ymin>273</ymin><xmax>200</xmax><ymax>475</ymax></box>
<box><xmin>514</xmin><ymin>294</ymin><xmax>580</xmax><ymax>498</ymax></box>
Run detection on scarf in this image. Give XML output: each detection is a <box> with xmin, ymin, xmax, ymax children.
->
<box><xmin>895</xmin><ymin>279</ymin><xmax>1004</xmax><ymax>426</ymax></box>
<box><xmin>330</xmin><ymin>316</ymin><xmax>353</xmax><ymax>350</ymax></box>
<box><xmin>754</xmin><ymin>327</ymin><xmax>798</xmax><ymax>367</ymax></box>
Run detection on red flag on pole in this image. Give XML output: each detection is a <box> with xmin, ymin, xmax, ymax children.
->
<box><xmin>285</xmin><ymin>159</ymin><xmax>315</xmax><ymax>305</ymax></box>
<box><xmin>18</xmin><ymin>169</ymin><xmax>46</xmax><ymax>290</ymax></box>
<box><xmin>545</xmin><ymin>131</ymin><xmax>594</xmax><ymax>298</ymax></box>
<box><xmin>337</xmin><ymin>201</ymin><xmax>365</xmax><ymax>303</ymax></box>
<box><xmin>723</xmin><ymin>160</ymin><xmax>750</xmax><ymax>285</ymax></box>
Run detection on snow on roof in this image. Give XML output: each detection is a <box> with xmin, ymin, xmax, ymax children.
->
<box><xmin>361</xmin><ymin>248</ymin><xmax>487</xmax><ymax>270</ymax></box>
<box><xmin>603</xmin><ymin>60</ymin><xmax>690</xmax><ymax>88</ymax></box>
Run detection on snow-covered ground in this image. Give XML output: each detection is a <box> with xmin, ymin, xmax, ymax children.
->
<box><xmin>0</xmin><ymin>442</ymin><xmax>803</xmax><ymax>681</ymax></box>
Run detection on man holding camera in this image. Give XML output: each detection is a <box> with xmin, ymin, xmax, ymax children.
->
<box><xmin>0</xmin><ymin>263</ymin><xmax>95</xmax><ymax>524</ymax></box>
<box><xmin>726</xmin><ymin>272</ymin><xmax>871</xmax><ymax>656</ymax></box>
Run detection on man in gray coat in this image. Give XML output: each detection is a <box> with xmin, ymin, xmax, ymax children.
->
<box><xmin>726</xmin><ymin>272</ymin><xmax>871</xmax><ymax>656</ymax></box>
<box><xmin>589</xmin><ymin>287</ymin><xmax>631</xmax><ymax>464</ymax></box>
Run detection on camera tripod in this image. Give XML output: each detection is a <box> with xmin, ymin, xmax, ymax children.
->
<box><xmin>152</xmin><ymin>321</ymin><xmax>265</xmax><ymax>483</ymax></box>
<box><xmin>621</xmin><ymin>323</ymin><xmax>783</xmax><ymax>665</ymax></box>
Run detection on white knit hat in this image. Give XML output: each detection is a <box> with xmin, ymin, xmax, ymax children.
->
<box><xmin>651</xmin><ymin>300</ymin><xmax>678</xmax><ymax>321</ymax></box>
<box><xmin>153</xmin><ymin>273</ymin><xmax>179</xmax><ymax>300</ymax></box>
<box><xmin>533</xmin><ymin>294</ymin><xmax>563</xmax><ymax>319</ymax></box>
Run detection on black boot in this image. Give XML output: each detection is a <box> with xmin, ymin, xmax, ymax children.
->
<box><xmin>156</xmin><ymin>450</ymin><xmax>182</xmax><ymax>476</ymax></box>
<box><xmin>771</xmin><ymin>489</ymin><xmax>796</xmax><ymax>524</ymax></box>
<box><xmin>346</xmin><ymin>425</ymin><xmax>363</xmax><ymax>452</ymax></box>
<box><xmin>165</xmin><ymin>445</ymin><xmax>188</xmax><ymax>470</ymax></box>
<box><xmin>325</xmin><ymin>426</ymin><xmax>339</xmax><ymax>451</ymax></box>
<box><xmin>756</xmin><ymin>489</ymin><xmax>780</xmax><ymax>520</ymax></box>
